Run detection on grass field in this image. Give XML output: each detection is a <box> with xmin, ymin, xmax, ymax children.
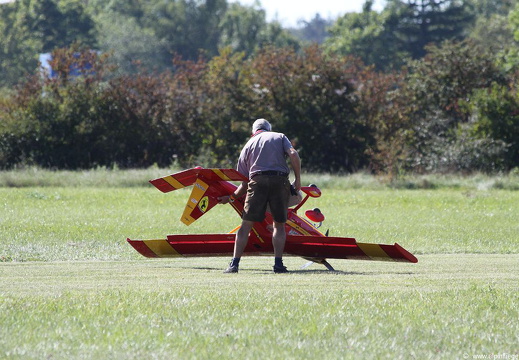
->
<box><xmin>1</xmin><ymin>169</ymin><xmax>518</xmax><ymax>359</ymax></box>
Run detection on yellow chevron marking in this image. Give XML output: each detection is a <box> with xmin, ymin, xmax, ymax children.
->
<box><xmin>212</xmin><ymin>169</ymin><xmax>231</xmax><ymax>181</ymax></box>
<box><xmin>251</xmin><ymin>227</ymin><xmax>264</xmax><ymax>243</ymax></box>
<box><xmin>163</xmin><ymin>175</ymin><xmax>185</xmax><ymax>189</ymax></box>
<box><xmin>144</xmin><ymin>239</ymin><xmax>180</xmax><ymax>257</ymax></box>
<box><xmin>357</xmin><ymin>243</ymin><xmax>394</xmax><ymax>261</ymax></box>
<box><xmin>286</xmin><ymin>219</ymin><xmax>311</xmax><ymax>235</ymax></box>
<box><xmin>228</xmin><ymin>225</ymin><xmax>241</xmax><ymax>234</ymax></box>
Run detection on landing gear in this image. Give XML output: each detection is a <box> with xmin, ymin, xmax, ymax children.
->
<box><xmin>301</xmin><ymin>257</ymin><xmax>336</xmax><ymax>271</ymax></box>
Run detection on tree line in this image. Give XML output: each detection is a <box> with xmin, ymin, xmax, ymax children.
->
<box><xmin>1</xmin><ymin>0</ymin><xmax>519</xmax><ymax>174</ymax></box>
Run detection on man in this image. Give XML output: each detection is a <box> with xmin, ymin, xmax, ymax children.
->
<box><xmin>219</xmin><ymin>118</ymin><xmax>301</xmax><ymax>273</ymax></box>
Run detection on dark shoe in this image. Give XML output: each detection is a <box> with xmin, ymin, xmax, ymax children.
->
<box><xmin>224</xmin><ymin>264</ymin><xmax>239</xmax><ymax>273</ymax></box>
<box><xmin>273</xmin><ymin>265</ymin><xmax>288</xmax><ymax>273</ymax></box>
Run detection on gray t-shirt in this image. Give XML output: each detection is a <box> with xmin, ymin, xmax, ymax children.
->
<box><xmin>236</xmin><ymin>131</ymin><xmax>293</xmax><ymax>179</ymax></box>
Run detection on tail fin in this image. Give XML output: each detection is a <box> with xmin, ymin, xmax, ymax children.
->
<box><xmin>180</xmin><ymin>177</ymin><xmax>218</xmax><ymax>225</ymax></box>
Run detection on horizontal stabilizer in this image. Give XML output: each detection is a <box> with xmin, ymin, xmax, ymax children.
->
<box><xmin>150</xmin><ymin>168</ymin><xmax>248</xmax><ymax>193</ymax></box>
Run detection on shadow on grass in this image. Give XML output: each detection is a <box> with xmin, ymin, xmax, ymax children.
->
<box><xmin>181</xmin><ymin>265</ymin><xmax>416</xmax><ymax>276</ymax></box>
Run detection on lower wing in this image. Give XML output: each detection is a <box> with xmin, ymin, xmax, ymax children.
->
<box><xmin>127</xmin><ymin>235</ymin><xmax>417</xmax><ymax>263</ymax></box>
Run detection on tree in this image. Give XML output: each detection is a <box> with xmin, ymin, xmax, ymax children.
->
<box><xmin>0</xmin><ymin>0</ymin><xmax>96</xmax><ymax>88</ymax></box>
<box><xmin>218</xmin><ymin>2</ymin><xmax>269</xmax><ymax>54</ymax></box>
<box><xmin>95</xmin><ymin>12</ymin><xmax>168</xmax><ymax>75</ymax></box>
<box><xmin>26</xmin><ymin>0</ymin><xmax>96</xmax><ymax>52</ymax></box>
<box><xmin>355</xmin><ymin>68</ymin><xmax>412</xmax><ymax>175</ymax></box>
<box><xmin>326</xmin><ymin>0</ymin><xmax>408</xmax><ymax>70</ymax></box>
<box><xmin>467</xmin><ymin>0</ymin><xmax>516</xmax><ymax>18</ymax></box>
<box><xmin>290</xmin><ymin>13</ymin><xmax>333</xmax><ymax>44</ymax></box>
<box><xmin>57</xmin><ymin>0</ymin><xmax>97</xmax><ymax>48</ymax></box>
<box><xmin>85</xmin><ymin>0</ymin><xmax>146</xmax><ymax>20</ymax></box>
<box><xmin>402</xmin><ymin>39</ymin><xmax>508</xmax><ymax>172</ymax></box>
<box><xmin>468</xmin><ymin>13</ymin><xmax>514</xmax><ymax>54</ymax></box>
<box><xmin>469</xmin><ymin>83</ymin><xmax>519</xmax><ymax>170</ymax></box>
<box><xmin>385</xmin><ymin>0</ymin><xmax>475</xmax><ymax>59</ymax></box>
<box><xmin>0</xmin><ymin>1</ymin><xmax>41</xmax><ymax>88</ymax></box>
<box><xmin>246</xmin><ymin>46</ymin><xmax>369</xmax><ymax>172</ymax></box>
<box><xmin>141</xmin><ymin>0</ymin><xmax>228</xmax><ymax>60</ymax></box>
<box><xmin>502</xmin><ymin>3</ymin><xmax>519</xmax><ymax>72</ymax></box>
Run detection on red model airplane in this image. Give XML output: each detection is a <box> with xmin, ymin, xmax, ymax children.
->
<box><xmin>127</xmin><ymin>167</ymin><xmax>418</xmax><ymax>270</ymax></box>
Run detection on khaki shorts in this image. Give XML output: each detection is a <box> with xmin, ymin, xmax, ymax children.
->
<box><xmin>242</xmin><ymin>175</ymin><xmax>290</xmax><ymax>223</ymax></box>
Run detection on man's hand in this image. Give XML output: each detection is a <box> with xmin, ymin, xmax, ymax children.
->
<box><xmin>293</xmin><ymin>178</ymin><xmax>301</xmax><ymax>192</ymax></box>
<box><xmin>218</xmin><ymin>195</ymin><xmax>231</xmax><ymax>204</ymax></box>
<box><xmin>287</xmin><ymin>147</ymin><xmax>301</xmax><ymax>192</ymax></box>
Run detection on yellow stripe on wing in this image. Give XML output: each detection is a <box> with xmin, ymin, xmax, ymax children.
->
<box><xmin>357</xmin><ymin>243</ymin><xmax>394</xmax><ymax>261</ymax></box>
<box><xmin>286</xmin><ymin>219</ymin><xmax>312</xmax><ymax>236</ymax></box>
<box><xmin>163</xmin><ymin>175</ymin><xmax>185</xmax><ymax>190</ymax></box>
<box><xmin>143</xmin><ymin>239</ymin><xmax>181</xmax><ymax>257</ymax></box>
<box><xmin>212</xmin><ymin>169</ymin><xmax>231</xmax><ymax>181</ymax></box>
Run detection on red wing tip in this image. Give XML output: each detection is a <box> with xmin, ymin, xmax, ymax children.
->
<box><xmin>394</xmin><ymin>242</ymin><xmax>418</xmax><ymax>263</ymax></box>
<box><xmin>126</xmin><ymin>238</ymin><xmax>159</xmax><ymax>258</ymax></box>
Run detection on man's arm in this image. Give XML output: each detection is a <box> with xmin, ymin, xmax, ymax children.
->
<box><xmin>218</xmin><ymin>181</ymin><xmax>248</xmax><ymax>204</ymax></box>
<box><xmin>287</xmin><ymin>147</ymin><xmax>301</xmax><ymax>191</ymax></box>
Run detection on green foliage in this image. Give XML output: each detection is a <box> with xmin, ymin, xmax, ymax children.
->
<box><xmin>355</xmin><ymin>69</ymin><xmax>413</xmax><ymax>176</ymax></box>
<box><xmin>0</xmin><ymin>0</ymin><xmax>301</xmax><ymax>88</ymax></box>
<box><xmin>326</xmin><ymin>1</ymin><xmax>408</xmax><ymax>71</ymax></box>
<box><xmin>326</xmin><ymin>0</ymin><xmax>476</xmax><ymax>71</ymax></box>
<box><xmin>0</xmin><ymin>0</ymin><xmax>96</xmax><ymax>88</ymax></box>
<box><xmin>245</xmin><ymin>46</ymin><xmax>368</xmax><ymax>172</ymax></box>
<box><xmin>2</xmin><ymin>43</ymin><xmax>374</xmax><ymax>171</ymax></box>
<box><xmin>1</xmin><ymin>46</ymin><xmax>176</xmax><ymax>169</ymax></box>
<box><xmin>140</xmin><ymin>0</ymin><xmax>227</xmax><ymax>61</ymax></box>
<box><xmin>386</xmin><ymin>0</ymin><xmax>475</xmax><ymax>59</ymax></box>
<box><xmin>0</xmin><ymin>1</ymin><xmax>41</xmax><ymax>87</ymax></box>
<box><xmin>468</xmin><ymin>0</ymin><xmax>517</xmax><ymax>18</ymax></box>
<box><xmin>470</xmin><ymin>83</ymin><xmax>519</xmax><ymax>168</ymax></box>
<box><xmin>3</xmin><ymin>0</ymin><xmax>519</xmax><ymax>176</ymax></box>
<box><xmin>3</xmin><ymin>37</ymin><xmax>519</xmax><ymax>173</ymax></box>
<box><xmin>94</xmin><ymin>12</ymin><xmax>167</xmax><ymax>75</ymax></box>
<box><xmin>401</xmin><ymin>40</ymin><xmax>509</xmax><ymax>172</ymax></box>
<box><xmin>468</xmin><ymin>13</ymin><xmax>515</xmax><ymax>54</ymax></box>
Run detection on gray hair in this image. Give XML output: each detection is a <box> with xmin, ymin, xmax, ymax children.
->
<box><xmin>252</xmin><ymin>118</ymin><xmax>272</xmax><ymax>133</ymax></box>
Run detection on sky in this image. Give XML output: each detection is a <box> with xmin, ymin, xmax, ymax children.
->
<box><xmin>0</xmin><ymin>0</ymin><xmax>386</xmax><ymax>26</ymax></box>
<box><xmin>230</xmin><ymin>0</ymin><xmax>386</xmax><ymax>27</ymax></box>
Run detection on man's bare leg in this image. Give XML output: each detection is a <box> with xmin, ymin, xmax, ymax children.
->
<box><xmin>233</xmin><ymin>220</ymin><xmax>254</xmax><ymax>258</ymax></box>
<box><xmin>272</xmin><ymin>221</ymin><xmax>286</xmax><ymax>258</ymax></box>
<box><xmin>272</xmin><ymin>221</ymin><xmax>288</xmax><ymax>272</ymax></box>
<box><xmin>224</xmin><ymin>220</ymin><xmax>254</xmax><ymax>273</ymax></box>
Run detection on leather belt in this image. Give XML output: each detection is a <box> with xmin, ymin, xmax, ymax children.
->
<box><xmin>251</xmin><ymin>171</ymin><xmax>288</xmax><ymax>178</ymax></box>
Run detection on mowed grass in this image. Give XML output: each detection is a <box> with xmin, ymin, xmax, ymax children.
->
<box><xmin>1</xmin><ymin>256</ymin><xmax>518</xmax><ymax>359</ymax></box>
<box><xmin>1</xmin><ymin>171</ymin><xmax>518</xmax><ymax>359</ymax></box>
<box><xmin>1</xmin><ymin>187</ymin><xmax>517</xmax><ymax>261</ymax></box>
